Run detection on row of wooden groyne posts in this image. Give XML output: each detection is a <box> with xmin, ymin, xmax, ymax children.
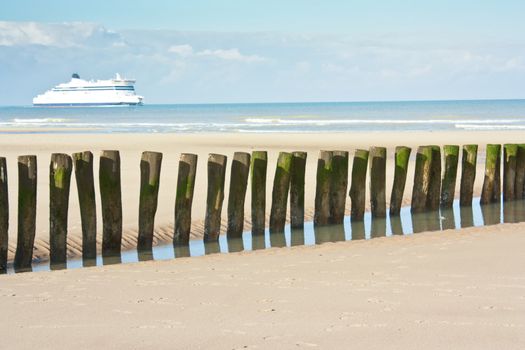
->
<box><xmin>0</xmin><ymin>143</ymin><xmax>523</xmax><ymax>272</ymax></box>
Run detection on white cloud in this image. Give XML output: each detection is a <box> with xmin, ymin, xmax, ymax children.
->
<box><xmin>196</xmin><ymin>48</ymin><xmax>266</xmax><ymax>62</ymax></box>
<box><xmin>168</xmin><ymin>44</ymin><xmax>266</xmax><ymax>63</ymax></box>
<box><xmin>168</xmin><ymin>44</ymin><xmax>194</xmax><ymax>57</ymax></box>
<box><xmin>0</xmin><ymin>21</ymin><xmax>121</xmax><ymax>47</ymax></box>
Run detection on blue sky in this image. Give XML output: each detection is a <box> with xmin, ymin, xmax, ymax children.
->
<box><xmin>1</xmin><ymin>0</ymin><xmax>524</xmax><ymax>104</ymax></box>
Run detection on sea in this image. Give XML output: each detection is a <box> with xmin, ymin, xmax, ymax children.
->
<box><xmin>1</xmin><ymin>99</ymin><xmax>525</xmax><ymax>134</ymax></box>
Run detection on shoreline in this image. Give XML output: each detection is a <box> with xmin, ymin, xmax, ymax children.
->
<box><xmin>0</xmin><ymin>130</ymin><xmax>523</xmax><ymax>263</ymax></box>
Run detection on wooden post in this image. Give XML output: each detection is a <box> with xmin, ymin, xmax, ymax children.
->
<box><xmin>330</xmin><ymin>150</ymin><xmax>349</xmax><ymax>225</ymax></box>
<box><xmin>314</xmin><ymin>151</ymin><xmax>333</xmax><ymax>226</ymax></box>
<box><xmin>459</xmin><ymin>144</ymin><xmax>478</xmax><ymax>207</ymax></box>
<box><xmin>204</xmin><ymin>154</ymin><xmax>227</xmax><ymax>242</ymax></box>
<box><xmin>269</xmin><ymin>152</ymin><xmax>292</xmax><ymax>233</ymax></box>
<box><xmin>351</xmin><ymin>220</ymin><xmax>366</xmax><ymax>240</ymax></box>
<box><xmin>389</xmin><ymin>146</ymin><xmax>411</xmax><ymax>216</ymax></box>
<box><xmin>174</xmin><ymin>153</ymin><xmax>197</xmax><ymax>245</ymax></box>
<box><xmin>49</xmin><ymin>153</ymin><xmax>73</xmax><ymax>268</ymax></box>
<box><xmin>72</xmin><ymin>151</ymin><xmax>97</xmax><ymax>261</ymax></box>
<box><xmin>480</xmin><ymin>144</ymin><xmax>501</xmax><ymax>205</ymax></box>
<box><xmin>0</xmin><ymin>158</ymin><xmax>8</xmax><ymax>273</ymax></box>
<box><xmin>460</xmin><ymin>206</ymin><xmax>474</xmax><ymax>228</ymax></box>
<box><xmin>369</xmin><ymin>147</ymin><xmax>387</xmax><ymax>218</ymax></box>
<box><xmin>14</xmin><ymin>155</ymin><xmax>37</xmax><ymax>271</ymax></box>
<box><xmin>411</xmin><ymin>146</ymin><xmax>432</xmax><ymax>213</ymax></box>
<box><xmin>137</xmin><ymin>151</ymin><xmax>163</xmax><ymax>251</ymax></box>
<box><xmin>227</xmin><ymin>152</ymin><xmax>251</xmax><ymax>239</ymax></box>
<box><xmin>250</xmin><ymin>151</ymin><xmax>267</xmax><ymax>236</ymax></box>
<box><xmin>440</xmin><ymin>145</ymin><xmax>460</xmax><ymax>208</ymax></box>
<box><xmin>290</xmin><ymin>151</ymin><xmax>307</xmax><ymax>229</ymax></box>
<box><xmin>349</xmin><ymin>149</ymin><xmax>369</xmax><ymax>221</ymax></box>
<box><xmin>371</xmin><ymin>217</ymin><xmax>387</xmax><ymax>238</ymax></box>
<box><xmin>515</xmin><ymin>144</ymin><xmax>525</xmax><ymax>200</ymax></box>
<box><xmin>426</xmin><ymin>145</ymin><xmax>441</xmax><ymax>211</ymax></box>
<box><xmin>99</xmin><ymin>150</ymin><xmax>122</xmax><ymax>256</ymax></box>
<box><xmin>503</xmin><ymin>144</ymin><xmax>517</xmax><ymax>202</ymax></box>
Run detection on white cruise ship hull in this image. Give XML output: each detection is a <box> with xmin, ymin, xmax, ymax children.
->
<box><xmin>33</xmin><ymin>74</ymin><xmax>144</xmax><ymax>107</ymax></box>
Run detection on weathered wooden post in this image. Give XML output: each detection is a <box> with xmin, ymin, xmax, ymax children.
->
<box><xmin>174</xmin><ymin>153</ymin><xmax>198</xmax><ymax>245</ymax></box>
<box><xmin>251</xmin><ymin>151</ymin><xmax>267</xmax><ymax>236</ymax></box>
<box><xmin>440</xmin><ymin>145</ymin><xmax>460</xmax><ymax>208</ymax></box>
<box><xmin>389</xmin><ymin>146</ymin><xmax>411</xmax><ymax>216</ymax></box>
<box><xmin>269</xmin><ymin>152</ymin><xmax>292</xmax><ymax>233</ymax></box>
<box><xmin>290</xmin><ymin>151</ymin><xmax>307</xmax><ymax>229</ymax></box>
<box><xmin>411</xmin><ymin>146</ymin><xmax>432</xmax><ymax>213</ymax></box>
<box><xmin>330</xmin><ymin>150</ymin><xmax>349</xmax><ymax>225</ymax></box>
<box><xmin>14</xmin><ymin>155</ymin><xmax>37</xmax><ymax>271</ymax></box>
<box><xmin>460</xmin><ymin>206</ymin><xmax>474</xmax><ymax>228</ymax></box>
<box><xmin>0</xmin><ymin>158</ymin><xmax>8</xmax><ymax>273</ymax></box>
<box><xmin>503</xmin><ymin>144</ymin><xmax>517</xmax><ymax>202</ymax></box>
<box><xmin>459</xmin><ymin>144</ymin><xmax>478</xmax><ymax>207</ymax></box>
<box><xmin>349</xmin><ymin>149</ymin><xmax>369</xmax><ymax>221</ymax></box>
<box><xmin>369</xmin><ymin>147</ymin><xmax>387</xmax><ymax>218</ymax></box>
<box><xmin>49</xmin><ymin>153</ymin><xmax>73</xmax><ymax>268</ymax></box>
<box><xmin>137</xmin><ymin>151</ymin><xmax>163</xmax><ymax>252</ymax></box>
<box><xmin>515</xmin><ymin>144</ymin><xmax>525</xmax><ymax>199</ymax></box>
<box><xmin>371</xmin><ymin>218</ymin><xmax>387</xmax><ymax>238</ymax></box>
<box><xmin>480</xmin><ymin>144</ymin><xmax>501</xmax><ymax>205</ymax></box>
<box><xmin>227</xmin><ymin>152</ymin><xmax>251</xmax><ymax>240</ymax></box>
<box><xmin>426</xmin><ymin>146</ymin><xmax>441</xmax><ymax>211</ymax></box>
<box><xmin>314</xmin><ymin>151</ymin><xmax>333</xmax><ymax>226</ymax></box>
<box><xmin>351</xmin><ymin>220</ymin><xmax>366</xmax><ymax>240</ymax></box>
<box><xmin>99</xmin><ymin>150</ymin><xmax>122</xmax><ymax>256</ymax></box>
<box><xmin>204</xmin><ymin>154</ymin><xmax>227</xmax><ymax>242</ymax></box>
<box><xmin>72</xmin><ymin>151</ymin><xmax>97</xmax><ymax>261</ymax></box>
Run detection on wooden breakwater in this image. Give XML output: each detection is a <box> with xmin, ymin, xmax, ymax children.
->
<box><xmin>0</xmin><ymin>143</ymin><xmax>523</xmax><ymax>273</ymax></box>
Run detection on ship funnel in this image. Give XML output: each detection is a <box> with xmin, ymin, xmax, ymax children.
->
<box><xmin>72</xmin><ymin>73</ymin><xmax>80</xmax><ymax>79</ymax></box>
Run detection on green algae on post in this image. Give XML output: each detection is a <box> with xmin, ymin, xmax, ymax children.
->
<box><xmin>270</xmin><ymin>152</ymin><xmax>292</xmax><ymax>234</ymax></box>
<box><xmin>204</xmin><ymin>154</ymin><xmax>227</xmax><ymax>242</ymax></box>
<box><xmin>369</xmin><ymin>147</ymin><xmax>387</xmax><ymax>218</ymax></box>
<box><xmin>515</xmin><ymin>144</ymin><xmax>525</xmax><ymax>200</ymax></box>
<box><xmin>0</xmin><ymin>158</ymin><xmax>8</xmax><ymax>274</ymax></box>
<box><xmin>174</xmin><ymin>153</ymin><xmax>198</xmax><ymax>245</ymax></box>
<box><xmin>314</xmin><ymin>150</ymin><xmax>333</xmax><ymax>226</ymax></box>
<box><xmin>426</xmin><ymin>145</ymin><xmax>442</xmax><ymax>211</ymax></box>
<box><xmin>227</xmin><ymin>152</ymin><xmax>251</xmax><ymax>240</ymax></box>
<box><xmin>72</xmin><ymin>151</ymin><xmax>97</xmax><ymax>261</ymax></box>
<box><xmin>503</xmin><ymin>144</ymin><xmax>518</xmax><ymax>202</ymax></box>
<box><xmin>349</xmin><ymin>149</ymin><xmax>369</xmax><ymax>221</ymax></box>
<box><xmin>290</xmin><ymin>151</ymin><xmax>307</xmax><ymax>229</ymax></box>
<box><xmin>330</xmin><ymin>150</ymin><xmax>349</xmax><ymax>225</ymax></box>
<box><xmin>411</xmin><ymin>146</ymin><xmax>432</xmax><ymax>213</ymax></box>
<box><xmin>389</xmin><ymin>146</ymin><xmax>411</xmax><ymax>216</ymax></box>
<box><xmin>440</xmin><ymin>145</ymin><xmax>460</xmax><ymax>208</ymax></box>
<box><xmin>137</xmin><ymin>151</ymin><xmax>163</xmax><ymax>252</ymax></box>
<box><xmin>459</xmin><ymin>144</ymin><xmax>478</xmax><ymax>207</ymax></box>
<box><xmin>250</xmin><ymin>151</ymin><xmax>267</xmax><ymax>236</ymax></box>
<box><xmin>14</xmin><ymin>155</ymin><xmax>37</xmax><ymax>272</ymax></box>
<box><xmin>480</xmin><ymin>144</ymin><xmax>501</xmax><ymax>205</ymax></box>
<box><xmin>99</xmin><ymin>150</ymin><xmax>122</xmax><ymax>257</ymax></box>
<box><xmin>49</xmin><ymin>153</ymin><xmax>73</xmax><ymax>269</ymax></box>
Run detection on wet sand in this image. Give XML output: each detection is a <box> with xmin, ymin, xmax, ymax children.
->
<box><xmin>0</xmin><ymin>222</ymin><xmax>524</xmax><ymax>349</ymax></box>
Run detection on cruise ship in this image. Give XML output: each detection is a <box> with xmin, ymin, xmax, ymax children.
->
<box><xmin>33</xmin><ymin>73</ymin><xmax>144</xmax><ymax>106</ymax></box>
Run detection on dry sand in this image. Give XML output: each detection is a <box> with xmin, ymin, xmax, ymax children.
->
<box><xmin>1</xmin><ymin>130</ymin><xmax>524</xmax><ymax>262</ymax></box>
<box><xmin>0</xmin><ymin>222</ymin><xmax>524</xmax><ymax>349</ymax></box>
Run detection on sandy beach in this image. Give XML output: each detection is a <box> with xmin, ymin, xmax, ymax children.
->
<box><xmin>1</xmin><ymin>221</ymin><xmax>524</xmax><ymax>349</ymax></box>
<box><xmin>1</xmin><ymin>130</ymin><xmax>524</xmax><ymax>262</ymax></box>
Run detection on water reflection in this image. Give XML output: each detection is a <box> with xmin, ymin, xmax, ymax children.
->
<box><xmin>10</xmin><ymin>197</ymin><xmax>525</xmax><ymax>275</ymax></box>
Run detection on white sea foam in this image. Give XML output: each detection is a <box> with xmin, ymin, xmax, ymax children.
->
<box><xmin>455</xmin><ymin>124</ymin><xmax>525</xmax><ymax>130</ymax></box>
<box><xmin>245</xmin><ymin>117</ymin><xmax>523</xmax><ymax>125</ymax></box>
